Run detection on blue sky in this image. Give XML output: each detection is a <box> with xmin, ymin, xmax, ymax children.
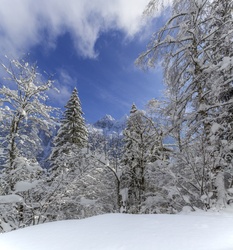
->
<box><xmin>0</xmin><ymin>0</ymin><xmax>170</xmax><ymax>123</ymax></box>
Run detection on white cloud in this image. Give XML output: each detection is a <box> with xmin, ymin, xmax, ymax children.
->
<box><xmin>58</xmin><ymin>69</ymin><xmax>77</xmax><ymax>87</ymax></box>
<box><xmin>48</xmin><ymin>85</ymin><xmax>70</xmax><ymax>108</ymax></box>
<box><xmin>0</xmin><ymin>0</ymin><xmax>170</xmax><ymax>58</ymax></box>
<box><xmin>47</xmin><ymin>69</ymin><xmax>77</xmax><ymax>107</ymax></box>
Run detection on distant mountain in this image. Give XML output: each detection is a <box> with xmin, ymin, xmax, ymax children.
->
<box><xmin>92</xmin><ymin>114</ymin><xmax>127</xmax><ymax>135</ymax></box>
<box><xmin>37</xmin><ymin>114</ymin><xmax>127</xmax><ymax>166</ymax></box>
<box><xmin>94</xmin><ymin>115</ymin><xmax>115</xmax><ymax>130</ymax></box>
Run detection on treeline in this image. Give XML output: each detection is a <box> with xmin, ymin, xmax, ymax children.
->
<box><xmin>0</xmin><ymin>0</ymin><xmax>233</xmax><ymax>233</ymax></box>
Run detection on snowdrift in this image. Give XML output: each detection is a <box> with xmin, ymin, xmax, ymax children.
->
<box><xmin>0</xmin><ymin>213</ymin><xmax>233</xmax><ymax>250</ymax></box>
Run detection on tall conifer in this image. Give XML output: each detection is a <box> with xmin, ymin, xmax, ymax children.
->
<box><xmin>120</xmin><ymin>104</ymin><xmax>160</xmax><ymax>213</ymax></box>
<box><xmin>50</xmin><ymin>87</ymin><xmax>88</xmax><ymax>169</ymax></box>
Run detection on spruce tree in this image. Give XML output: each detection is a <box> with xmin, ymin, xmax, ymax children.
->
<box><xmin>50</xmin><ymin>87</ymin><xmax>88</xmax><ymax>167</ymax></box>
<box><xmin>45</xmin><ymin>87</ymin><xmax>89</xmax><ymax>221</ymax></box>
<box><xmin>120</xmin><ymin>104</ymin><xmax>161</xmax><ymax>213</ymax></box>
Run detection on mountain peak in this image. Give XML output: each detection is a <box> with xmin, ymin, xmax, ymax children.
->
<box><xmin>102</xmin><ymin>114</ymin><xmax>115</xmax><ymax>121</ymax></box>
<box><xmin>94</xmin><ymin>114</ymin><xmax>115</xmax><ymax>130</ymax></box>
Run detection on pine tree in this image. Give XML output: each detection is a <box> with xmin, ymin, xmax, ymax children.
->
<box><xmin>49</xmin><ymin>87</ymin><xmax>88</xmax><ymax>171</ymax></box>
<box><xmin>120</xmin><ymin>104</ymin><xmax>162</xmax><ymax>213</ymax></box>
<box><xmin>46</xmin><ymin>87</ymin><xmax>89</xmax><ymax>220</ymax></box>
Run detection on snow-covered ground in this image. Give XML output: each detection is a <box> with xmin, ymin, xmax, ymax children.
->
<box><xmin>0</xmin><ymin>210</ymin><xmax>233</xmax><ymax>250</ymax></box>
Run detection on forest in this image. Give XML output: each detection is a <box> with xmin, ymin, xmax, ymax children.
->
<box><xmin>0</xmin><ymin>0</ymin><xmax>232</xmax><ymax>233</ymax></box>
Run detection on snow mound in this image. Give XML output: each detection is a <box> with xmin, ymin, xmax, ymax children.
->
<box><xmin>0</xmin><ymin>213</ymin><xmax>233</xmax><ymax>250</ymax></box>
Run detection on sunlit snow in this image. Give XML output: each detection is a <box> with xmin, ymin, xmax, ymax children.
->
<box><xmin>0</xmin><ymin>211</ymin><xmax>233</xmax><ymax>250</ymax></box>
<box><xmin>0</xmin><ymin>194</ymin><xmax>23</xmax><ymax>204</ymax></box>
<box><xmin>14</xmin><ymin>180</ymin><xmax>40</xmax><ymax>192</ymax></box>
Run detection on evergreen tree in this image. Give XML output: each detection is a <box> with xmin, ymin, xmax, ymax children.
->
<box><xmin>46</xmin><ymin>87</ymin><xmax>90</xmax><ymax>221</ymax></box>
<box><xmin>49</xmin><ymin>87</ymin><xmax>88</xmax><ymax>172</ymax></box>
<box><xmin>120</xmin><ymin>104</ymin><xmax>162</xmax><ymax>213</ymax></box>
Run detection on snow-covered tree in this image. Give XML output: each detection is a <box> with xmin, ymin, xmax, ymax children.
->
<box><xmin>206</xmin><ymin>0</ymin><xmax>233</xmax><ymax>208</ymax></box>
<box><xmin>49</xmin><ymin>87</ymin><xmax>88</xmax><ymax>174</ymax></box>
<box><xmin>120</xmin><ymin>104</ymin><xmax>163</xmax><ymax>213</ymax></box>
<box><xmin>0</xmin><ymin>57</ymin><xmax>56</xmax><ymax>190</ymax></box>
<box><xmin>45</xmin><ymin>88</ymin><xmax>97</xmax><ymax>221</ymax></box>
<box><xmin>88</xmin><ymin>128</ymin><xmax>107</xmax><ymax>155</ymax></box>
<box><xmin>137</xmin><ymin>0</ymin><xmax>233</xmax><ymax>209</ymax></box>
<box><xmin>89</xmin><ymin>129</ymin><xmax>123</xmax><ymax>210</ymax></box>
<box><xmin>0</xmin><ymin>157</ymin><xmax>45</xmax><ymax>232</ymax></box>
<box><xmin>0</xmin><ymin>57</ymin><xmax>57</xmax><ymax>232</ymax></box>
<box><xmin>52</xmin><ymin>88</ymin><xmax>87</xmax><ymax>150</ymax></box>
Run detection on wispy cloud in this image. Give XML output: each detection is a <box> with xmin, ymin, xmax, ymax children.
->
<box><xmin>58</xmin><ymin>69</ymin><xmax>78</xmax><ymax>87</ymax></box>
<box><xmin>91</xmin><ymin>81</ymin><xmax>132</xmax><ymax>111</ymax></box>
<box><xmin>0</xmin><ymin>0</ymin><xmax>170</xmax><ymax>59</ymax></box>
<box><xmin>48</xmin><ymin>69</ymin><xmax>77</xmax><ymax>107</ymax></box>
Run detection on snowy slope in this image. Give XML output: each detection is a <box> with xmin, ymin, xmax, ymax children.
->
<box><xmin>0</xmin><ymin>213</ymin><xmax>233</xmax><ymax>250</ymax></box>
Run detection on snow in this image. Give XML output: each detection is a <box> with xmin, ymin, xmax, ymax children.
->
<box><xmin>14</xmin><ymin>180</ymin><xmax>40</xmax><ymax>192</ymax></box>
<box><xmin>0</xmin><ymin>194</ymin><xmax>23</xmax><ymax>204</ymax></box>
<box><xmin>219</xmin><ymin>57</ymin><xmax>232</xmax><ymax>71</ymax></box>
<box><xmin>0</xmin><ymin>212</ymin><xmax>233</xmax><ymax>250</ymax></box>
<box><xmin>211</xmin><ymin>122</ymin><xmax>222</xmax><ymax>134</ymax></box>
<box><xmin>119</xmin><ymin>188</ymin><xmax>128</xmax><ymax>212</ymax></box>
<box><xmin>80</xmin><ymin>197</ymin><xmax>96</xmax><ymax>206</ymax></box>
